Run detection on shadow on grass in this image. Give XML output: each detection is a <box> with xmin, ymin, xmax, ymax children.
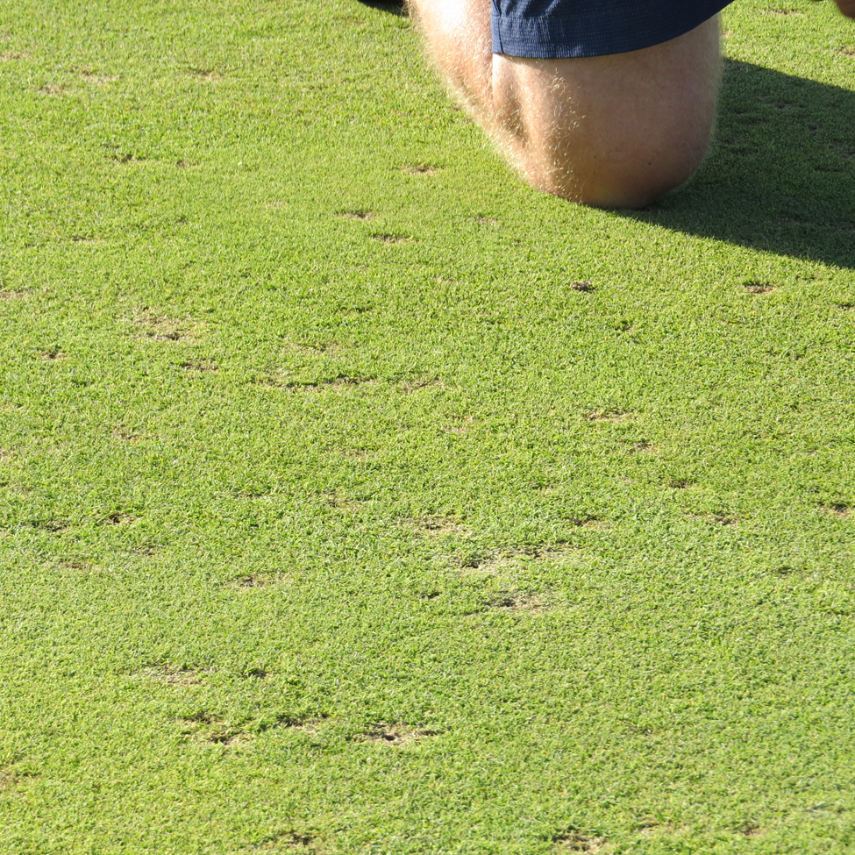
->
<box><xmin>357</xmin><ymin>0</ymin><xmax>406</xmax><ymax>15</ymax></box>
<box><xmin>626</xmin><ymin>60</ymin><xmax>855</xmax><ymax>269</ymax></box>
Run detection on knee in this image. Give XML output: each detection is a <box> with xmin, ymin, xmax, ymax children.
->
<box><xmin>490</xmin><ymin>19</ymin><xmax>721</xmax><ymax>209</ymax></box>
<box><xmin>522</xmin><ymin>130</ymin><xmax>711</xmax><ymax>209</ymax></box>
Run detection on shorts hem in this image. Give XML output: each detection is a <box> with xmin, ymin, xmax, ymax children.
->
<box><xmin>491</xmin><ymin>1</ymin><xmax>732</xmax><ymax>59</ymax></box>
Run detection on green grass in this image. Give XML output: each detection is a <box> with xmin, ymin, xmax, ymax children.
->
<box><xmin>1</xmin><ymin>1</ymin><xmax>854</xmax><ymax>852</ymax></box>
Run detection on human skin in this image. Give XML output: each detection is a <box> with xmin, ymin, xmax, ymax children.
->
<box><xmin>408</xmin><ymin>0</ymin><xmax>852</xmax><ymax>208</ymax></box>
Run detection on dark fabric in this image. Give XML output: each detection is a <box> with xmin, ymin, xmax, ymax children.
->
<box><xmin>492</xmin><ymin>0</ymin><xmax>734</xmax><ymax>58</ymax></box>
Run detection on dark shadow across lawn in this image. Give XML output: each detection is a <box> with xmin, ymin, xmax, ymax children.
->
<box><xmin>357</xmin><ymin>0</ymin><xmax>406</xmax><ymax>15</ymax></box>
<box><xmin>625</xmin><ymin>60</ymin><xmax>855</xmax><ymax>269</ymax></box>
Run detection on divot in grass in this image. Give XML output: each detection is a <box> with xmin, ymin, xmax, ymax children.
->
<box><xmin>372</xmin><ymin>233</ymin><xmax>411</xmax><ymax>244</ymax></box>
<box><xmin>178</xmin><ymin>712</ymin><xmax>251</xmax><ymax>747</ymax></box>
<box><xmin>623</xmin><ymin>439</ymin><xmax>657</xmax><ymax>453</ymax></box>
<box><xmin>232</xmin><ymin>573</ymin><xmax>276</xmax><ymax>589</ymax></box>
<box><xmin>22</xmin><ymin>518</ymin><xmax>68</xmax><ymax>533</ymax></box>
<box><xmin>743</xmin><ymin>280</ymin><xmax>776</xmax><ymax>294</ymax></box>
<box><xmin>667</xmin><ymin>478</ymin><xmax>692</xmax><ymax>489</ymax></box>
<box><xmin>459</xmin><ymin>543</ymin><xmax>578</xmax><ymax>574</ymax></box>
<box><xmin>400</xmin><ymin>163</ymin><xmax>440</xmax><ymax>175</ymax></box>
<box><xmin>182</xmin><ymin>360</ymin><xmax>219</xmax><ymax>373</ymax></box>
<box><xmin>772</xmin><ymin>565</ymin><xmax>798</xmax><ymax>577</ymax></box>
<box><xmin>78</xmin><ymin>70</ymin><xmax>119</xmax><ymax>86</ymax></box>
<box><xmin>39</xmin><ymin>348</ymin><xmax>67</xmax><ymax>361</ymax></box>
<box><xmin>357</xmin><ymin>723</ymin><xmax>438</xmax><ymax>746</ymax></box>
<box><xmin>187</xmin><ymin>68</ymin><xmax>221</xmax><ymax>81</ymax></box>
<box><xmin>141</xmin><ymin>664</ymin><xmax>206</xmax><ymax>686</ymax></box>
<box><xmin>102</xmin><ymin>511</ymin><xmax>135</xmax><ymax>526</ymax></box>
<box><xmin>256</xmin><ymin>830</ymin><xmax>319</xmax><ymax>851</ymax></box>
<box><xmin>337</xmin><ymin>210</ymin><xmax>376</xmax><ymax>221</ymax></box>
<box><xmin>133</xmin><ymin>310</ymin><xmax>200</xmax><ymax>342</ymax></box>
<box><xmin>822</xmin><ymin>502</ymin><xmax>851</xmax><ymax>518</ymax></box>
<box><xmin>761</xmin><ymin>8</ymin><xmax>804</xmax><ymax>16</ymax></box>
<box><xmin>267</xmin><ymin>375</ymin><xmax>379</xmax><ymax>393</ymax></box>
<box><xmin>409</xmin><ymin>516</ymin><xmax>471</xmax><ymax>537</ymax></box>
<box><xmin>736</xmin><ymin>821</ymin><xmax>766</xmax><ymax>838</ymax></box>
<box><xmin>486</xmin><ymin>591</ymin><xmax>547</xmax><ymax>613</ymax></box>
<box><xmin>552</xmin><ymin>829</ymin><xmax>610</xmax><ymax>853</ymax></box>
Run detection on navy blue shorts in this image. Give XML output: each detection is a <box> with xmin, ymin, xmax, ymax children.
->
<box><xmin>492</xmin><ymin>0</ymin><xmax>734</xmax><ymax>59</ymax></box>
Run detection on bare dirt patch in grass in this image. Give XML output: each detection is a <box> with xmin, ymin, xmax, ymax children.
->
<box><xmin>486</xmin><ymin>591</ymin><xmax>547</xmax><ymax>613</ymax></box>
<box><xmin>26</xmin><ymin>518</ymin><xmax>68</xmax><ymax>533</ymax></box>
<box><xmin>0</xmin><ymin>290</ymin><xmax>27</xmax><ymax>301</ymax></box>
<box><xmin>267</xmin><ymin>374</ymin><xmax>379</xmax><ymax>393</ymax></box>
<box><xmin>182</xmin><ymin>360</ymin><xmax>219</xmax><ymax>373</ymax></box>
<box><xmin>233</xmin><ymin>573</ymin><xmax>276</xmax><ymax>589</ymax></box>
<box><xmin>188</xmin><ymin>68</ymin><xmax>222</xmax><ymax>81</ymax></box>
<box><xmin>667</xmin><ymin>478</ymin><xmax>692</xmax><ymax>489</ymax></box>
<box><xmin>256</xmin><ymin>830</ymin><xmax>320</xmax><ymax>851</ymax></box>
<box><xmin>178</xmin><ymin>712</ymin><xmax>250</xmax><ymax>746</ymax></box>
<box><xmin>130</xmin><ymin>542</ymin><xmax>159</xmax><ymax>556</ymax></box>
<box><xmin>0</xmin><ymin>51</ymin><xmax>31</xmax><ymax>61</ymax></box>
<box><xmin>460</xmin><ymin>542</ymin><xmax>578</xmax><ymax>574</ymax></box>
<box><xmin>142</xmin><ymin>664</ymin><xmax>206</xmax><ymax>686</ymax></box>
<box><xmin>109</xmin><ymin>152</ymin><xmax>146</xmax><ymax>164</ymax></box>
<box><xmin>411</xmin><ymin>516</ymin><xmax>471</xmax><ymax>537</ymax></box>
<box><xmin>822</xmin><ymin>502</ymin><xmax>851</xmax><ymax>518</ymax></box>
<box><xmin>565</xmin><ymin>515</ymin><xmax>607</xmax><ymax>529</ymax></box>
<box><xmin>372</xmin><ymin>233</ymin><xmax>412</xmax><ymax>244</ymax></box>
<box><xmin>0</xmin><ymin>769</ymin><xmax>19</xmax><ymax>790</ymax></box>
<box><xmin>284</xmin><ymin>340</ymin><xmax>343</xmax><ymax>357</ymax></box>
<box><xmin>39</xmin><ymin>348</ymin><xmax>67</xmax><ymax>360</ymax></box>
<box><xmin>743</xmin><ymin>280</ymin><xmax>776</xmax><ymax>294</ymax></box>
<box><xmin>623</xmin><ymin>439</ymin><xmax>657</xmax><ymax>453</ymax></box>
<box><xmin>736</xmin><ymin>822</ymin><xmax>766</xmax><ymax>838</ymax></box>
<box><xmin>337</xmin><ymin>210</ymin><xmax>376</xmax><ymax>221</ymax></box>
<box><xmin>358</xmin><ymin>723</ymin><xmax>438</xmax><ymax>746</ymax></box>
<box><xmin>241</xmin><ymin>668</ymin><xmax>269</xmax><ymax>680</ymax></box>
<box><xmin>443</xmin><ymin>414</ymin><xmax>476</xmax><ymax>435</ymax></box>
<box><xmin>74</xmin><ymin>68</ymin><xmax>118</xmax><ymax>86</ymax></box>
<box><xmin>692</xmin><ymin>512</ymin><xmax>738</xmax><ymax>526</ymax></box>
<box><xmin>397</xmin><ymin>376</ymin><xmax>443</xmax><ymax>393</ymax></box>
<box><xmin>323</xmin><ymin>490</ymin><xmax>362</xmax><ymax>511</ymax></box>
<box><xmin>401</xmin><ymin>163</ymin><xmax>440</xmax><ymax>175</ymax></box>
<box><xmin>103</xmin><ymin>511</ymin><xmax>136</xmax><ymax>526</ymax></box>
<box><xmin>636</xmin><ymin>821</ymin><xmax>686</xmax><ymax>838</ymax></box>
<box><xmin>772</xmin><ymin>565</ymin><xmax>797</xmax><ymax>577</ymax></box>
<box><xmin>133</xmin><ymin>310</ymin><xmax>200</xmax><ymax>342</ymax></box>
<box><xmin>838</xmin><ymin>46</ymin><xmax>855</xmax><ymax>57</ymax></box>
<box><xmin>552</xmin><ymin>829</ymin><xmax>610</xmax><ymax>852</ymax></box>
<box><xmin>113</xmin><ymin>428</ymin><xmax>140</xmax><ymax>443</ymax></box>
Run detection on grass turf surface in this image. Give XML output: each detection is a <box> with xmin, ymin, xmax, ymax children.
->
<box><xmin>1</xmin><ymin>1</ymin><xmax>855</xmax><ymax>852</ymax></box>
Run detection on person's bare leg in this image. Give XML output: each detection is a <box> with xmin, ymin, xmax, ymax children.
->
<box><xmin>408</xmin><ymin>0</ymin><xmax>721</xmax><ymax>208</ymax></box>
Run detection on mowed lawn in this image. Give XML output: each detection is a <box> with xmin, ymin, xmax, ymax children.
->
<box><xmin>1</xmin><ymin>1</ymin><xmax>854</xmax><ymax>853</ymax></box>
